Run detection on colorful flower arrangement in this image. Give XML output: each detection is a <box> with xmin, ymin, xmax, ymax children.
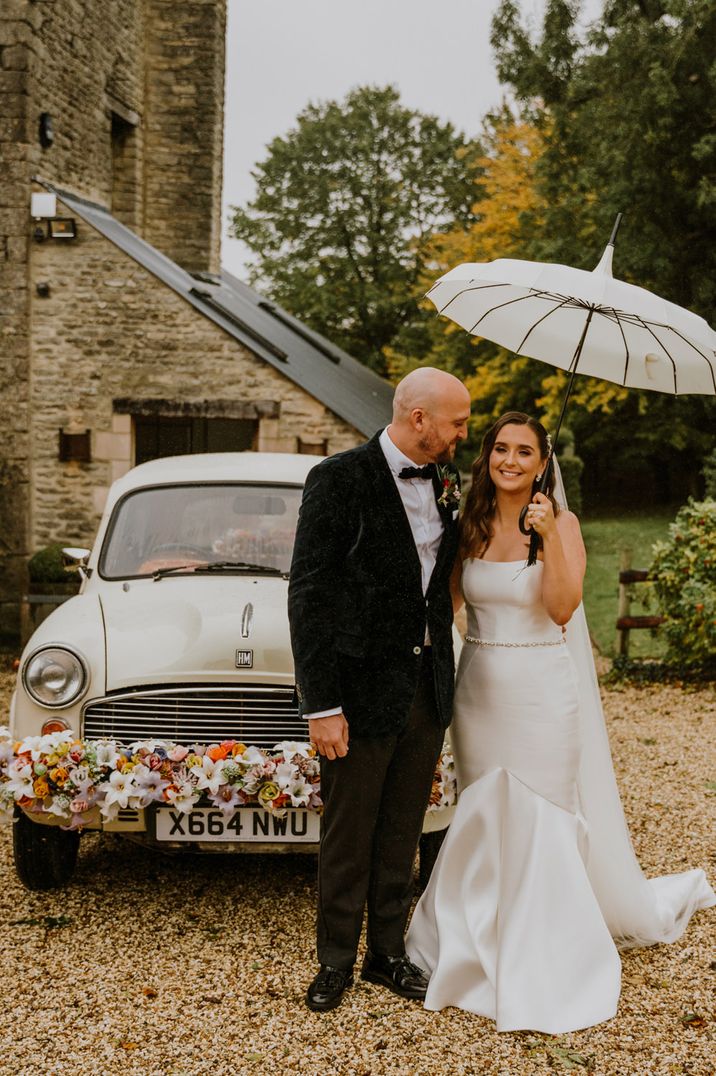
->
<box><xmin>428</xmin><ymin>750</ymin><xmax>456</xmax><ymax>811</ymax></box>
<box><xmin>0</xmin><ymin>727</ymin><xmax>456</xmax><ymax>829</ymax></box>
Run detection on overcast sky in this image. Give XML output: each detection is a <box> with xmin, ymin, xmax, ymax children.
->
<box><xmin>221</xmin><ymin>0</ymin><xmax>603</xmax><ymax>276</ymax></box>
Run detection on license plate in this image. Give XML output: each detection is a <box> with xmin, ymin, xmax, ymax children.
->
<box><xmin>155</xmin><ymin>806</ymin><xmax>320</xmax><ymax>843</ymax></box>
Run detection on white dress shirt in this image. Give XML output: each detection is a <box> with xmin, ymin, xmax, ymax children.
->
<box><xmin>306</xmin><ymin>426</ymin><xmax>445</xmax><ymax>720</ymax></box>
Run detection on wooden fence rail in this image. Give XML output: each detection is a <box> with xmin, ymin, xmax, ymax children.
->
<box><xmin>615</xmin><ymin>551</ymin><xmax>665</xmax><ymax>656</ymax></box>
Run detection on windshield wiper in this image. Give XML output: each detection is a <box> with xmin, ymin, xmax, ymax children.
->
<box><xmin>202</xmin><ymin>560</ymin><xmax>287</xmax><ymax>577</ymax></box>
<box><xmin>152</xmin><ymin>563</ymin><xmax>206</xmax><ymax>580</ymax></box>
<box><xmin>152</xmin><ymin>560</ymin><xmax>286</xmax><ymax>581</ymax></box>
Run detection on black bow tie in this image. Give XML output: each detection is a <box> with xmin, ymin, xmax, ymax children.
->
<box><xmin>398</xmin><ymin>464</ymin><xmax>434</xmax><ymax>480</ymax></box>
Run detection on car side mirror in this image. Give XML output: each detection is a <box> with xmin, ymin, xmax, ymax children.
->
<box><xmin>62</xmin><ymin>547</ymin><xmax>92</xmax><ymax>579</ymax></box>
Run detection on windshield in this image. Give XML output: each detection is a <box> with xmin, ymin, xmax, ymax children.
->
<box><xmin>99</xmin><ymin>483</ymin><xmax>302</xmax><ymax>579</ymax></box>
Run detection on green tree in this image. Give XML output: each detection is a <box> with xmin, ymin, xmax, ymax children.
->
<box><xmin>487</xmin><ymin>0</ymin><xmax>716</xmax><ymax>506</ymax></box>
<box><xmin>230</xmin><ymin>85</ymin><xmax>480</xmax><ymax>374</ymax></box>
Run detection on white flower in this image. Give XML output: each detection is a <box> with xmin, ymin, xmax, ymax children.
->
<box><xmin>99</xmin><ymin>769</ymin><xmax>134</xmax><ymax>819</ymax></box>
<box><xmin>273</xmin><ymin>740</ymin><xmax>312</xmax><ymax>759</ymax></box>
<box><xmin>127</xmin><ymin>739</ymin><xmax>163</xmax><ymax>754</ymax></box>
<box><xmin>19</xmin><ymin>730</ymin><xmax>75</xmax><ymax>760</ymax></box>
<box><xmin>164</xmin><ymin>781</ymin><xmax>197</xmax><ymax>813</ymax></box>
<box><xmin>131</xmin><ymin>764</ymin><xmax>166</xmax><ymax>806</ymax></box>
<box><xmin>208</xmin><ymin>785</ymin><xmax>243</xmax><ymax>816</ymax></box>
<box><xmin>94</xmin><ymin>741</ymin><xmax>121</xmax><ymax>769</ymax></box>
<box><xmin>0</xmin><ymin>725</ymin><xmax>11</xmax><ymax>740</ymax></box>
<box><xmin>190</xmin><ymin>756</ymin><xmax>226</xmax><ymax>796</ymax></box>
<box><xmin>0</xmin><ymin>741</ymin><xmax>14</xmax><ymax>766</ymax></box>
<box><xmin>241</xmin><ymin>746</ymin><xmax>265</xmax><ymax>766</ymax></box>
<box><xmin>274</xmin><ymin>761</ymin><xmax>298</xmax><ymax>791</ymax></box>
<box><xmin>67</xmin><ymin>765</ymin><xmax>94</xmax><ymax>797</ymax></box>
<box><xmin>287</xmin><ymin>777</ymin><xmax>313</xmax><ymax>807</ymax></box>
<box><xmin>4</xmin><ymin>761</ymin><xmax>35</xmax><ymax>800</ymax></box>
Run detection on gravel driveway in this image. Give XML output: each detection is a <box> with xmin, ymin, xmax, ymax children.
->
<box><xmin>1</xmin><ymin>664</ymin><xmax>713</xmax><ymax>1076</ymax></box>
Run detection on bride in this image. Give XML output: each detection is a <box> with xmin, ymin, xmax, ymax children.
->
<box><xmin>406</xmin><ymin>411</ymin><xmax>715</xmax><ymax>1034</ymax></box>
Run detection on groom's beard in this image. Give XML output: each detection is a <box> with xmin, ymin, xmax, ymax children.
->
<box><xmin>417</xmin><ymin>433</ymin><xmax>458</xmax><ymax>464</ymax></box>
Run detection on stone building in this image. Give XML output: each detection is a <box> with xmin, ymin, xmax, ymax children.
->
<box><xmin>0</xmin><ymin>1</ymin><xmax>392</xmax><ymax>640</ymax></box>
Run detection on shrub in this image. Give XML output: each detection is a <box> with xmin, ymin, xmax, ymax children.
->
<box><xmin>649</xmin><ymin>499</ymin><xmax>716</xmax><ymax>675</ymax></box>
<box><xmin>703</xmin><ymin>448</ymin><xmax>716</xmax><ymax>498</ymax></box>
<box><xmin>27</xmin><ymin>544</ymin><xmax>71</xmax><ymax>584</ymax></box>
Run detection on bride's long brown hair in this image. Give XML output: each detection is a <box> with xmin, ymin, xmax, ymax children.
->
<box><xmin>459</xmin><ymin>411</ymin><xmax>560</xmax><ymax>559</ymax></box>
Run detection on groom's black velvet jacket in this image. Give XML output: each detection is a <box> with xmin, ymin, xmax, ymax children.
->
<box><xmin>287</xmin><ymin>431</ymin><xmax>460</xmax><ymax>737</ymax></box>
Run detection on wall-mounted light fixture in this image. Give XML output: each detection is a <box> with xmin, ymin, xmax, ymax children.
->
<box><xmin>32</xmin><ymin>217</ymin><xmax>78</xmax><ymax>241</ymax></box>
<box><xmin>47</xmin><ymin>218</ymin><xmax>77</xmax><ymax>239</ymax></box>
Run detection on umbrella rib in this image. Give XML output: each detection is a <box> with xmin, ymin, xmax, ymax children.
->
<box><xmin>633</xmin><ymin>316</ymin><xmax>679</xmax><ymax>392</ymax></box>
<box><xmin>658</xmin><ymin>325</ymin><xmax>716</xmax><ymax>393</ymax></box>
<box><xmin>430</xmin><ymin>282</ymin><xmax>506</xmax><ymax>315</ymax></box>
<box><xmin>466</xmin><ymin>290</ymin><xmax>556</xmax><ymax>335</ymax></box>
<box><xmin>514</xmin><ymin>296</ymin><xmax>573</xmax><ymax>353</ymax></box>
<box><xmin>613</xmin><ymin>315</ymin><xmax>630</xmax><ymax>384</ymax></box>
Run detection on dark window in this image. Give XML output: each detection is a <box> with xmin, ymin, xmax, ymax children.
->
<box><xmin>297</xmin><ymin>438</ymin><xmax>327</xmax><ymax>456</ymax></box>
<box><xmin>134</xmin><ymin>415</ymin><xmax>258</xmax><ymax>464</ymax></box>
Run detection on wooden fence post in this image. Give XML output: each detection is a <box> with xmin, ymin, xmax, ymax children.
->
<box><xmin>616</xmin><ymin>547</ymin><xmax>632</xmax><ymax>657</ymax></box>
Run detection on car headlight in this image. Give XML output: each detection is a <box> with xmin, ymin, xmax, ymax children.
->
<box><xmin>22</xmin><ymin>646</ymin><xmax>89</xmax><ymax>708</ymax></box>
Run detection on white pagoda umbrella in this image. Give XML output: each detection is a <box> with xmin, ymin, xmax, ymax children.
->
<box><xmin>426</xmin><ymin>215</ymin><xmax>716</xmax><ymax>558</ymax></box>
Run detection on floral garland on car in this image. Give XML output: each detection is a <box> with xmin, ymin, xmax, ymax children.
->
<box><xmin>0</xmin><ymin>728</ymin><xmax>456</xmax><ymax>829</ymax></box>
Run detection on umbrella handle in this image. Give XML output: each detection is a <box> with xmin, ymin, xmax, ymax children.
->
<box><xmin>518</xmin><ymin>461</ymin><xmax>553</xmax><ymax>552</ymax></box>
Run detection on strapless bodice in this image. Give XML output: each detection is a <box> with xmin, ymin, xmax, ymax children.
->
<box><xmin>462</xmin><ymin>558</ymin><xmax>563</xmax><ymax>644</ymax></box>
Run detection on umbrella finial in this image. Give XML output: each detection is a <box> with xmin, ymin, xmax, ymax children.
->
<box><xmin>593</xmin><ymin>213</ymin><xmax>623</xmax><ymax>277</ymax></box>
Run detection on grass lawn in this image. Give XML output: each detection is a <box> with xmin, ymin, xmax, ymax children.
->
<box><xmin>581</xmin><ymin>508</ymin><xmax>675</xmax><ymax>657</ymax></box>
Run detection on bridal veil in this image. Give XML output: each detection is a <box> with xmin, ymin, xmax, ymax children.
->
<box><xmin>553</xmin><ymin>458</ymin><xmax>714</xmax><ymax>947</ymax></box>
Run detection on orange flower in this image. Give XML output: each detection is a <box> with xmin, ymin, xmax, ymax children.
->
<box><xmin>32</xmin><ymin>777</ymin><xmax>50</xmax><ymax>798</ymax></box>
<box><xmin>207</xmin><ymin>742</ymin><xmax>234</xmax><ymax>762</ymax></box>
<box><xmin>49</xmin><ymin>766</ymin><xmax>69</xmax><ymax>786</ymax></box>
<box><xmin>231</xmin><ymin>743</ymin><xmax>247</xmax><ymax>757</ymax></box>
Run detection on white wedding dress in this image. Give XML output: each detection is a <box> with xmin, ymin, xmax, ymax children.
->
<box><xmin>406</xmin><ymin>556</ymin><xmax>715</xmax><ymax>1034</ymax></box>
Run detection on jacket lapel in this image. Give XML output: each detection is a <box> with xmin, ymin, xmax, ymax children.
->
<box><xmin>362</xmin><ymin>432</ymin><xmax>423</xmax><ymax>583</ymax></box>
<box><xmin>428</xmin><ymin>465</ymin><xmax>461</xmax><ymax>594</ymax></box>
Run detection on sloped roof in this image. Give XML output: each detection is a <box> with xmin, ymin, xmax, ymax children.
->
<box><xmin>37</xmin><ymin>180</ymin><xmax>394</xmax><ymax>438</ymax></box>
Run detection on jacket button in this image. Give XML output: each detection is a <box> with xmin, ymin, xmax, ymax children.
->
<box><xmin>413</xmin><ymin>646</ymin><xmax>421</xmax><ymax>655</ymax></box>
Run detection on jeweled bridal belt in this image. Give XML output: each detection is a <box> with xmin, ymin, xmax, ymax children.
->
<box><xmin>464</xmin><ymin>635</ymin><xmax>565</xmax><ymax>648</ymax></box>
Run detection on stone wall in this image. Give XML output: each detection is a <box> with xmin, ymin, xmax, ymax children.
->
<box><xmin>143</xmin><ymin>0</ymin><xmax>226</xmax><ymax>274</ymax></box>
<box><xmin>0</xmin><ymin>0</ymin><xmax>227</xmax><ymax>638</ymax></box>
<box><xmin>27</xmin><ymin>195</ymin><xmax>361</xmax><ymax>552</ymax></box>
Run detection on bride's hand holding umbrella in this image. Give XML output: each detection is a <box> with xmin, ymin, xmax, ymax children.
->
<box><xmin>524</xmin><ymin>492</ymin><xmax>556</xmax><ymax>539</ymax></box>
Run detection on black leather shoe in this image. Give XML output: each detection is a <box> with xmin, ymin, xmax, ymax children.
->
<box><xmin>360</xmin><ymin>952</ymin><xmax>429</xmax><ymax>1000</ymax></box>
<box><xmin>306</xmin><ymin>965</ymin><xmax>354</xmax><ymax>1012</ymax></box>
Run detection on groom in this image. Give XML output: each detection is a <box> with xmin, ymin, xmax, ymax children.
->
<box><xmin>288</xmin><ymin>367</ymin><xmax>470</xmax><ymax>1012</ymax></box>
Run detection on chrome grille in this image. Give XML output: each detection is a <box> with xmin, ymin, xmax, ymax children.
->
<box><xmin>82</xmin><ymin>686</ymin><xmax>306</xmax><ymax>747</ymax></box>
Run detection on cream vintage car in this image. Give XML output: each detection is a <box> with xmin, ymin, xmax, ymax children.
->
<box><xmin>5</xmin><ymin>453</ymin><xmax>455</xmax><ymax>890</ymax></box>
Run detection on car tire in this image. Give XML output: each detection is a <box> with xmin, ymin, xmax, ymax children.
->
<box><xmin>12</xmin><ymin>808</ymin><xmax>80</xmax><ymax>890</ymax></box>
<box><xmin>418</xmin><ymin>828</ymin><xmax>447</xmax><ymax>891</ymax></box>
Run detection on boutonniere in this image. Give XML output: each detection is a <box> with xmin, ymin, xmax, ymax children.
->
<box><xmin>436</xmin><ymin>465</ymin><xmax>461</xmax><ymax>510</ymax></box>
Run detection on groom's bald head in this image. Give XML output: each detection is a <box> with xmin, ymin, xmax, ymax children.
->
<box><xmin>393</xmin><ymin>368</ymin><xmax>468</xmax><ymax>421</ymax></box>
<box><xmin>390</xmin><ymin>367</ymin><xmax>471</xmax><ymax>464</ymax></box>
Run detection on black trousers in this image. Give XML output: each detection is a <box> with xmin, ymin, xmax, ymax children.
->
<box><xmin>316</xmin><ymin>650</ymin><xmax>444</xmax><ymax>969</ymax></box>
